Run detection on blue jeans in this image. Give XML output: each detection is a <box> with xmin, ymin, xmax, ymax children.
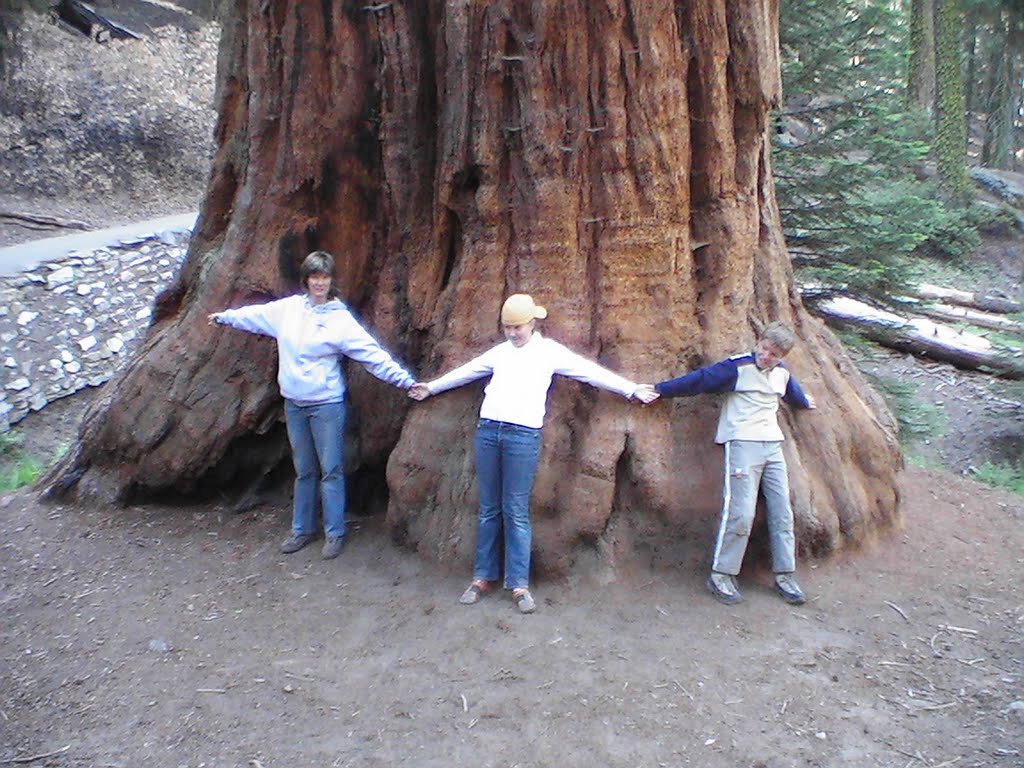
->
<box><xmin>473</xmin><ymin>418</ymin><xmax>543</xmax><ymax>590</ymax></box>
<box><xmin>284</xmin><ymin>399</ymin><xmax>346</xmax><ymax>539</ymax></box>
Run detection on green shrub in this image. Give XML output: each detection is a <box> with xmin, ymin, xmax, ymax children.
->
<box><xmin>863</xmin><ymin>372</ymin><xmax>947</xmax><ymax>452</ymax></box>
<box><xmin>971</xmin><ymin>460</ymin><xmax>1024</xmax><ymax>496</ymax></box>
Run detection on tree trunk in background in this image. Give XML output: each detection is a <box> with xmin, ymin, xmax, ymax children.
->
<box><xmin>45</xmin><ymin>0</ymin><xmax>901</xmax><ymax>576</ymax></box>
<box><xmin>908</xmin><ymin>0</ymin><xmax>936</xmax><ymax>117</ymax></box>
<box><xmin>982</xmin><ymin>12</ymin><xmax>1021</xmax><ymax>171</ymax></box>
<box><xmin>935</xmin><ymin>0</ymin><xmax>969</xmax><ymax>199</ymax></box>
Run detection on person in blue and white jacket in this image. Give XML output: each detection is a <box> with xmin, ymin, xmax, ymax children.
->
<box><xmin>209</xmin><ymin>251</ymin><xmax>416</xmax><ymax>560</ymax></box>
<box><xmin>655</xmin><ymin>321</ymin><xmax>816</xmax><ymax>606</ymax></box>
<box><xmin>408</xmin><ymin>294</ymin><xmax>660</xmax><ymax>614</ymax></box>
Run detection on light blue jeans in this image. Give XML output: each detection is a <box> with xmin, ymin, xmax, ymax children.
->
<box><xmin>473</xmin><ymin>418</ymin><xmax>543</xmax><ymax>590</ymax></box>
<box><xmin>284</xmin><ymin>399</ymin><xmax>346</xmax><ymax>539</ymax></box>
<box><xmin>712</xmin><ymin>440</ymin><xmax>795</xmax><ymax>575</ymax></box>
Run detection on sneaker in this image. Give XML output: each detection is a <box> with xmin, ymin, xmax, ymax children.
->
<box><xmin>321</xmin><ymin>536</ymin><xmax>344</xmax><ymax>560</ymax></box>
<box><xmin>280</xmin><ymin>532</ymin><xmax>315</xmax><ymax>554</ymax></box>
<box><xmin>512</xmin><ymin>588</ymin><xmax>536</xmax><ymax>614</ymax></box>
<box><xmin>774</xmin><ymin>573</ymin><xmax>806</xmax><ymax>605</ymax></box>
<box><xmin>459</xmin><ymin>580</ymin><xmax>490</xmax><ymax>605</ymax></box>
<box><xmin>705</xmin><ymin>572</ymin><xmax>743</xmax><ymax>605</ymax></box>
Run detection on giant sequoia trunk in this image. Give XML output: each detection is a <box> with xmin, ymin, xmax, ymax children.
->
<box><xmin>45</xmin><ymin>0</ymin><xmax>901</xmax><ymax>575</ymax></box>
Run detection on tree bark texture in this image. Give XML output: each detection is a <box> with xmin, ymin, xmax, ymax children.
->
<box><xmin>46</xmin><ymin>0</ymin><xmax>901</xmax><ymax>576</ymax></box>
<box><xmin>907</xmin><ymin>0</ymin><xmax>936</xmax><ymax>117</ymax></box>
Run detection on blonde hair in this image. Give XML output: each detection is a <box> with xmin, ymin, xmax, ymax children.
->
<box><xmin>760</xmin><ymin>321</ymin><xmax>796</xmax><ymax>353</ymax></box>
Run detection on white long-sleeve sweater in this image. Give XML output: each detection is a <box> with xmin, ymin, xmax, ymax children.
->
<box><xmin>212</xmin><ymin>295</ymin><xmax>415</xmax><ymax>405</ymax></box>
<box><xmin>426</xmin><ymin>333</ymin><xmax>638</xmax><ymax>429</ymax></box>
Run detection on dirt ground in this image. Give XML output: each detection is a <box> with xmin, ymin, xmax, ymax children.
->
<box><xmin>0</xmin><ymin>441</ymin><xmax>1021</xmax><ymax>768</ymax></box>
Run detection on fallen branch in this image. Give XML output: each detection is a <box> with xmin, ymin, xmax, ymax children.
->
<box><xmin>913</xmin><ymin>283</ymin><xmax>1021</xmax><ymax>315</ymax></box>
<box><xmin>1</xmin><ymin>745</ymin><xmax>71</xmax><ymax>764</ymax></box>
<box><xmin>910</xmin><ymin>303</ymin><xmax>1024</xmax><ymax>336</ymax></box>
<box><xmin>884</xmin><ymin>600</ymin><xmax>909</xmax><ymax>621</ymax></box>
<box><xmin>0</xmin><ymin>211</ymin><xmax>91</xmax><ymax>232</ymax></box>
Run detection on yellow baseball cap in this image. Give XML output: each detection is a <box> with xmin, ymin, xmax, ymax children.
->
<box><xmin>501</xmin><ymin>294</ymin><xmax>548</xmax><ymax>325</ymax></box>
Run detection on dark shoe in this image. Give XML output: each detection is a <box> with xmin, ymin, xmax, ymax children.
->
<box><xmin>774</xmin><ymin>573</ymin><xmax>806</xmax><ymax>605</ymax></box>
<box><xmin>706</xmin><ymin>572</ymin><xmax>743</xmax><ymax>605</ymax></box>
<box><xmin>321</xmin><ymin>536</ymin><xmax>344</xmax><ymax>560</ymax></box>
<box><xmin>512</xmin><ymin>588</ymin><xmax>536</xmax><ymax>614</ymax></box>
<box><xmin>280</xmin><ymin>533</ymin><xmax>315</xmax><ymax>554</ymax></box>
<box><xmin>459</xmin><ymin>580</ymin><xmax>491</xmax><ymax>605</ymax></box>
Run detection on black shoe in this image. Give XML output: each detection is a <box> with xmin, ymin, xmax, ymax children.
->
<box><xmin>774</xmin><ymin>573</ymin><xmax>806</xmax><ymax>605</ymax></box>
<box><xmin>280</xmin><ymin>533</ymin><xmax>315</xmax><ymax>554</ymax></box>
<box><xmin>706</xmin><ymin>572</ymin><xmax>743</xmax><ymax>605</ymax></box>
<box><xmin>321</xmin><ymin>536</ymin><xmax>344</xmax><ymax>560</ymax></box>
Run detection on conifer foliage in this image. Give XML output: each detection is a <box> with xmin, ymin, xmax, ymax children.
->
<box><xmin>774</xmin><ymin>0</ymin><xmax>1021</xmax><ymax>298</ymax></box>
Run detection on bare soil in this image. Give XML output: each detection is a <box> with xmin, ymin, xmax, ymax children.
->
<box><xmin>0</xmin><ymin>449</ymin><xmax>1022</xmax><ymax>768</ymax></box>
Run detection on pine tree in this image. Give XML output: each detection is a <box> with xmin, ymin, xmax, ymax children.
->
<box><xmin>934</xmin><ymin>0</ymin><xmax>969</xmax><ymax>198</ymax></box>
<box><xmin>775</xmin><ymin>0</ymin><xmax>961</xmax><ymax>297</ymax></box>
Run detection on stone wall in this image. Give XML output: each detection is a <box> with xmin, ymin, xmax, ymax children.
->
<box><xmin>0</xmin><ymin>233</ymin><xmax>187</xmax><ymax>431</ymax></box>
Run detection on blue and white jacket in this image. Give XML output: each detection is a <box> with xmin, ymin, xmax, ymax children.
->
<box><xmin>655</xmin><ymin>353</ymin><xmax>811</xmax><ymax>444</ymax></box>
<box><xmin>211</xmin><ymin>295</ymin><xmax>415</xmax><ymax>406</ymax></box>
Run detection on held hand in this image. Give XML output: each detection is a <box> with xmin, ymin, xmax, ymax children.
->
<box><xmin>805</xmin><ymin>393</ymin><xmax>817</xmax><ymax>410</ymax></box>
<box><xmin>207</xmin><ymin>313</ymin><xmax>222</xmax><ymax>326</ymax></box>
<box><xmin>633</xmin><ymin>384</ymin><xmax>660</xmax><ymax>405</ymax></box>
<box><xmin>408</xmin><ymin>383</ymin><xmax>431</xmax><ymax>401</ymax></box>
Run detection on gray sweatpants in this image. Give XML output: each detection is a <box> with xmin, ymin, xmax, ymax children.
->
<box><xmin>711</xmin><ymin>440</ymin><xmax>796</xmax><ymax>576</ymax></box>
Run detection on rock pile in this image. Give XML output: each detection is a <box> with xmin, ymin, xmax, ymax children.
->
<box><xmin>0</xmin><ymin>231</ymin><xmax>188</xmax><ymax>431</ymax></box>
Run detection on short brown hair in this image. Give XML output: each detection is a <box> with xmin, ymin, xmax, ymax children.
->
<box><xmin>300</xmin><ymin>251</ymin><xmax>335</xmax><ymax>292</ymax></box>
<box><xmin>760</xmin><ymin>321</ymin><xmax>796</xmax><ymax>353</ymax></box>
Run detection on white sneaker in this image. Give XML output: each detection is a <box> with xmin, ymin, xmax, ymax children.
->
<box><xmin>706</xmin><ymin>572</ymin><xmax>742</xmax><ymax>604</ymax></box>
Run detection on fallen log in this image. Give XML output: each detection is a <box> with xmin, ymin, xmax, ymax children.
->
<box><xmin>914</xmin><ymin>283</ymin><xmax>1022</xmax><ymax>315</ymax></box>
<box><xmin>814</xmin><ymin>296</ymin><xmax>1024</xmax><ymax>379</ymax></box>
<box><xmin>0</xmin><ymin>210</ymin><xmax>91</xmax><ymax>232</ymax></box>
<box><xmin>50</xmin><ymin>0</ymin><xmax>140</xmax><ymax>43</ymax></box>
<box><xmin>909</xmin><ymin>302</ymin><xmax>1024</xmax><ymax>337</ymax></box>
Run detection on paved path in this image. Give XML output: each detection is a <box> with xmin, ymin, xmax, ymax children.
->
<box><xmin>0</xmin><ymin>212</ymin><xmax>197</xmax><ymax>276</ymax></box>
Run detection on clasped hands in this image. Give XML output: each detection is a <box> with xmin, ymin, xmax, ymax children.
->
<box><xmin>408</xmin><ymin>382</ymin><xmax>660</xmax><ymax>405</ymax></box>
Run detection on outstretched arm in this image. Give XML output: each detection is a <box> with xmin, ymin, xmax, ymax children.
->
<box><xmin>207</xmin><ymin>300</ymin><xmax>285</xmax><ymax>338</ymax></box>
<box><xmin>784</xmin><ymin>373</ymin><xmax>814</xmax><ymax>409</ymax></box>
<box><xmin>337</xmin><ymin>318</ymin><xmax>416</xmax><ymax>389</ymax></box>
<box><xmin>407</xmin><ymin>350</ymin><xmax>496</xmax><ymax>401</ymax></box>
<box><xmin>655</xmin><ymin>357</ymin><xmax>739</xmax><ymax>398</ymax></box>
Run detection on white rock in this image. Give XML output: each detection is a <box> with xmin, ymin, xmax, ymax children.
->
<box><xmin>64</xmin><ymin>361</ymin><xmax>82</xmax><ymax>374</ymax></box>
<box><xmin>60</xmin><ymin>350</ymin><xmax>74</xmax><ymax>363</ymax></box>
<box><xmin>16</xmin><ymin>311</ymin><xmax>38</xmax><ymax>326</ymax></box>
<box><xmin>46</xmin><ymin>266</ymin><xmax>75</xmax><ymax>287</ymax></box>
<box><xmin>3</xmin><ymin>357</ymin><xmax>15</xmax><ymax>368</ymax></box>
<box><xmin>78</xmin><ymin>336</ymin><xmax>97</xmax><ymax>351</ymax></box>
<box><xmin>49</xmin><ymin>359</ymin><xmax>63</xmax><ymax>370</ymax></box>
<box><xmin>106</xmin><ymin>337</ymin><xmax>124</xmax><ymax>353</ymax></box>
<box><xmin>77</xmin><ymin>284</ymin><xmax>94</xmax><ymax>296</ymax></box>
<box><xmin>84</xmin><ymin>318</ymin><xmax>96</xmax><ymax>332</ymax></box>
<box><xmin>5</xmin><ymin>377</ymin><xmax>30</xmax><ymax>391</ymax></box>
<box><xmin>135</xmin><ymin>307</ymin><xmax>152</xmax><ymax>321</ymax></box>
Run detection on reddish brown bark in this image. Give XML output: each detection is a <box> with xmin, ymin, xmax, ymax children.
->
<box><xmin>45</xmin><ymin>0</ymin><xmax>901</xmax><ymax>575</ymax></box>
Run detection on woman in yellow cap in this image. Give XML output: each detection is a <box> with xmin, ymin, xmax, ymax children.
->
<box><xmin>408</xmin><ymin>294</ymin><xmax>658</xmax><ymax>613</ymax></box>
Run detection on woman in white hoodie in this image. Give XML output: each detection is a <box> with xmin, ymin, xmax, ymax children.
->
<box><xmin>409</xmin><ymin>294</ymin><xmax>658</xmax><ymax>613</ymax></box>
<box><xmin>209</xmin><ymin>251</ymin><xmax>416</xmax><ymax>560</ymax></box>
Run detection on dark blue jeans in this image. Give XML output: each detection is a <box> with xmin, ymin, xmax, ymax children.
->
<box><xmin>284</xmin><ymin>399</ymin><xmax>346</xmax><ymax>539</ymax></box>
<box><xmin>473</xmin><ymin>418</ymin><xmax>543</xmax><ymax>590</ymax></box>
